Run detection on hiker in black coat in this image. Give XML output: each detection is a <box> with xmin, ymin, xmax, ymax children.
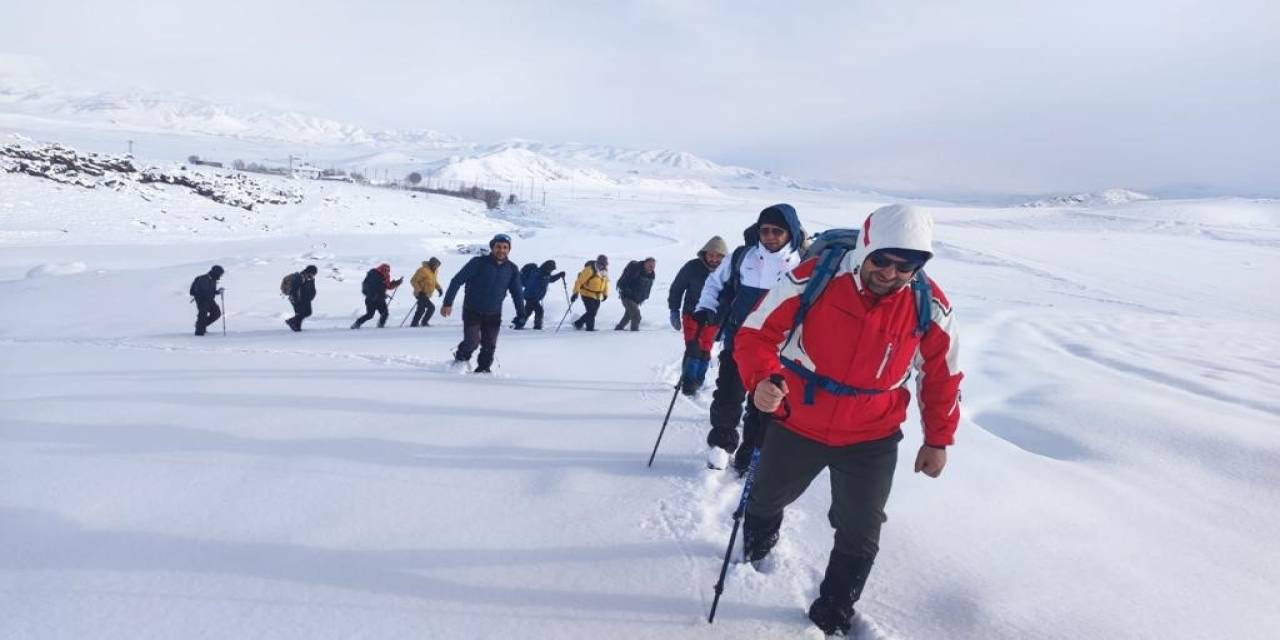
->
<box><xmin>190</xmin><ymin>265</ymin><xmax>224</xmax><ymax>336</ymax></box>
<box><xmin>614</xmin><ymin>257</ymin><xmax>656</xmax><ymax>331</ymax></box>
<box><xmin>667</xmin><ymin>236</ymin><xmax>728</xmax><ymax>394</ymax></box>
<box><xmin>351</xmin><ymin>264</ymin><xmax>403</xmax><ymax>329</ymax></box>
<box><xmin>286</xmin><ymin>265</ymin><xmax>318</xmax><ymax>331</ymax></box>
<box><xmin>442</xmin><ymin>234</ymin><xmax>525</xmax><ymax>373</ymax></box>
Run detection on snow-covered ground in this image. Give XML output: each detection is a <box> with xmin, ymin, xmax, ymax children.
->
<box><xmin>2</xmin><ymin>134</ymin><xmax>1279</xmax><ymax>639</ymax></box>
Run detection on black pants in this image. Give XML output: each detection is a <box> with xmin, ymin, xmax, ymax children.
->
<box><xmin>706</xmin><ymin>341</ymin><xmax>763</xmax><ymax>457</ymax></box>
<box><xmin>615</xmin><ymin>298</ymin><xmax>642</xmax><ymax>331</ymax></box>
<box><xmin>354</xmin><ymin>295</ymin><xmax>388</xmax><ymax>328</ymax></box>
<box><xmin>746</xmin><ymin>426</ymin><xmax>901</xmax><ymax>559</ymax></box>
<box><xmin>195</xmin><ymin>298</ymin><xmax>221</xmax><ymax>335</ymax></box>
<box><xmin>514</xmin><ymin>299</ymin><xmax>544</xmax><ymax>329</ymax></box>
<box><xmin>574</xmin><ymin>297</ymin><xmax>601</xmax><ymax>330</ymax></box>
<box><xmin>455</xmin><ymin>309</ymin><xmax>502</xmax><ymax>368</ymax></box>
<box><xmin>288</xmin><ymin>300</ymin><xmax>312</xmax><ymax>330</ymax></box>
<box><xmin>411</xmin><ymin>293</ymin><xmax>436</xmax><ymax>326</ymax></box>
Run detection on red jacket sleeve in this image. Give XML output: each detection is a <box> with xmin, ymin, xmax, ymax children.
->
<box><xmin>914</xmin><ymin>281</ymin><xmax>963</xmax><ymax>446</ymax></box>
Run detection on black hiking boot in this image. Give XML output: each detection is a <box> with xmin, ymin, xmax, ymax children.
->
<box><xmin>742</xmin><ymin>511</ymin><xmax>782</xmax><ymax>564</ymax></box>
<box><xmin>473</xmin><ymin>365</ymin><xmax>491</xmax><ymax>374</ymax></box>
<box><xmin>808</xmin><ymin>549</ymin><xmax>876</xmax><ymax>636</ymax></box>
<box><xmin>807</xmin><ymin>595</ymin><xmax>854</xmax><ymax>636</ymax></box>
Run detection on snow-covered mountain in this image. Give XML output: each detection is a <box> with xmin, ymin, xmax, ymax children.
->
<box><xmin>425</xmin><ymin>148</ymin><xmax>612</xmax><ymax>186</ymax></box>
<box><xmin>1022</xmin><ymin>188</ymin><xmax>1154</xmax><ymax>208</ymax></box>
<box><xmin>0</xmin><ymin>81</ymin><xmax>456</xmax><ymax>149</ymax></box>
<box><xmin>0</xmin><ymin>66</ymin><xmax>811</xmax><ymax>195</ymax></box>
<box><xmin>482</xmin><ymin>140</ymin><xmax>763</xmax><ymax>178</ymax></box>
<box><xmin>421</xmin><ymin>147</ymin><xmax>725</xmax><ymax>196</ymax></box>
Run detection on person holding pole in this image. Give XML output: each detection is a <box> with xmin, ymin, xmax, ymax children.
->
<box><xmin>512</xmin><ymin>260</ymin><xmax>565</xmax><ymax>330</ymax></box>
<box><xmin>729</xmin><ymin>205</ymin><xmax>964</xmax><ymax>635</ymax></box>
<box><xmin>351</xmin><ymin>263</ymin><xmax>402</xmax><ymax>329</ymax></box>
<box><xmin>189</xmin><ymin>265</ymin><xmax>225</xmax><ymax>336</ymax></box>
<box><xmin>409</xmin><ymin>258</ymin><xmax>444</xmax><ymax>327</ymax></box>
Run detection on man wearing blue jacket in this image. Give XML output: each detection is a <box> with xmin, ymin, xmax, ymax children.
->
<box><xmin>442</xmin><ymin>234</ymin><xmax>525</xmax><ymax>374</ymax></box>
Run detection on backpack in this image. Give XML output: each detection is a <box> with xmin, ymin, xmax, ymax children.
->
<box><xmin>280</xmin><ymin>272</ymin><xmax>298</xmax><ymax>297</ymax></box>
<box><xmin>189</xmin><ymin>276</ymin><xmax>201</xmax><ymax>297</ymax></box>
<box><xmin>519</xmin><ymin>262</ymin><xmax>539</xmax><ymax>288</ymax></box>
<box><xmin>618</xmin><ymin>260</ymin><xmax>640</xmax><ymax>288</ymax></box>
<box><xmin>781</xmin><ymin>228</ymin><xmax>933</xmax><ymax>405</ymax></box>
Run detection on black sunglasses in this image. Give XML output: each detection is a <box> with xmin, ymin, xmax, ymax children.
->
<box><xmin>868</xmin><ymin>252</ymin><xmax>923</xmax><ymax>273</ymax></box>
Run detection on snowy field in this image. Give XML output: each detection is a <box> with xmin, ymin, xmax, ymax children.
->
<box><xmin>2</xmin><ymin>154</ymin><xmax>1279</xmax><ymax>639</ymax></box>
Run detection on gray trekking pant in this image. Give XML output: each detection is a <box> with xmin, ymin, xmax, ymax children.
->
<box><xmin>615</xmin><ymin>298</ymin><xmax>642</xmax><ymax>330</ymax></box>
<box><xmin>746</xmin><ymin>424</ymin><xmax>901</xmax><ymax>558</ymax></box>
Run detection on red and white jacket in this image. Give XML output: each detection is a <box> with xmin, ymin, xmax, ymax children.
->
<box><xmin>734</xmin><ymin>207</ymin><xmax>963</xmax><ymax>447</ymax></box>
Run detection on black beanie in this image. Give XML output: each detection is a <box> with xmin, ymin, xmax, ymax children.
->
<box><xmin>757</xmin><ymin>205</ymin><xmax>789</xmax><ymax>230</ymax></box>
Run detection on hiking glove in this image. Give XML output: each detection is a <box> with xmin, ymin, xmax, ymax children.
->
<box><xmin>693</xmin><ymin>309</ymin><xmax>714</xmax><ymax>326</ymax></box>
<box><xmin>570</xmin><ymin>294</ymin><xmax>578</xmax><ymax>303</ymax></box>
<box><xmin>669</xmin><ymin>309</ymin><xmax>681</xmax><ymax>331</ymax></box>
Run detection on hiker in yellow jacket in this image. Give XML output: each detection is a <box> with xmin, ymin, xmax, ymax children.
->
<box><xmin>410</xmin><ymin>257</ymin><xmax>444</xmax><ymax>327</ymax></box>
<box><xmin>570</xmin><ymin>254</ymin><xmax>609</xmax><ymax>331</ymax></box>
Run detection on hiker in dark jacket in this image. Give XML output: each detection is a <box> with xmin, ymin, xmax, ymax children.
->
<box><xmin>190</xmin><ymin>265</ymin><xmax>225</xmax><ymax>336</ymax></box>
<box><xmin>351</xmin><ymin>263</ymin><xmax>403</xmax><ymax>329</ymax></box>
<box><xmin>614</xmin><ymin>257</ymin><xmax>656</xmax><ymax>331</ymax></box>
<box><xmin>667</xmin><ymin>236</ymin><xmax>728</xmax><ymax>394</ymax></box>
<box><xmin>512</xmin><ymin>260</ymin><xmax>565</xmax><ymax>330</ymax></box>
<box><xmin>286</xmin><ymin>265</ymin><xmax>318</xmax><ymax>331</ymax></box>
<box><xmin>442</xmin><ymin>234</ymin><xmax>525</xmax><ymax>373</ymax></box>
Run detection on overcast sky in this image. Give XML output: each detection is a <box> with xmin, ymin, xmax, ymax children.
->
<box><xmin>2</xmin><ymin>0</ymin><xmax>1277</xmax><ymax>197</ymax></box>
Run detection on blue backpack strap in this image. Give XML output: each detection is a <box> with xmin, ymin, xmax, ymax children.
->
<box><xmin>782</xmin><ymin>358</ymin><xmax>886</xmax><ymax>405</ymax></box>
<box><xmin>911</xmin><ymin>270</ymin><xmax>932</xmax><ymax>337</ymax></box>
<box><xmin>782</xmin><ymin>246</ymin><xmax>846</xmax><ymax>351</ymax></box>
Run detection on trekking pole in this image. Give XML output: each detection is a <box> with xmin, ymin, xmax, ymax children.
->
<box><xmin>554</xmin><ymin>303</ymin><xmax>575</xmax><ymax>333</ymax></box>
<box><xmin>647</xmin><ymin>378</ymin><xmax>682</xmax><ymax>468</ymax></box>
<box><xmin>220</xmin><ymin>291</ymin><xmax>227</xmax><ymax>336</ymax></box>
<box><xmin>708</xmin><ymin>374</ymin><xmax>783</xmax><ymax>624</ymax></box>
<box><xmin>648</xmin><ymin>326</ymin><xmax>704</xmax><ymax>467</ymax></box>
<box><xmin>399</xmin><ymin>300</ymin><xmax>415</xmax><ymax>328</ymax></box>
<box><xmin>555</xmin><ymin>283</ymin><xmax>577</xmax><ymax>333</ymax></box>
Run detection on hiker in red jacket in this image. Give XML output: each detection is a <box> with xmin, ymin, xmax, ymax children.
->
<box><xmin>732</xmin><ymin>204</ymin><xmax>963</xmax><ymax>636</ymax></box>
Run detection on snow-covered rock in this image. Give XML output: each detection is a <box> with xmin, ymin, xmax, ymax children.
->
<box><xmin>2</xmin><ymin>138</ymin><xmax>302</xmax><ymax>210</ymax></box>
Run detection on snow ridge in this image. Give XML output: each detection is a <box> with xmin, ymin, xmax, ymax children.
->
<box><xmin>1021</xmin><ymin>188</ymin><xmax>1154</xmax><ymax>208</ymax></box>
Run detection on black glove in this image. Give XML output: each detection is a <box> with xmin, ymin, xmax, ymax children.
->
<box><xmin>393</xmin><ymin>277</ymin><xmax>404</xmax><ymax>287</ymax></box>
<box><xmin>693</xmin><ymin>308</ymin><xmax>714</xmax><ymax>326</ymax></box>
<box><xmin>216</xmin><ymin>288</ymin><xmax>225</xmax><ymax>295</ymax></box>
<box><xmin>603</xmin><ymin>295</ymin><xmax>608</xmax><ymax>302</ymax></box>
<box><xmin>669</xmin><ymin>309</ymin><xmax>681</xmax><ymax>331</ymax></box>
<box><xmin>570</xmin><ymin>293</ymin><xmax>578</xmax><ymax>303</ymax></box>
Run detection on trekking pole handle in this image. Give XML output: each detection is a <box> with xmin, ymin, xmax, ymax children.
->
<box><xmin>768</xmin><ymin>374</ymin><xmax>791</xmax><ymax>420</ymax></box>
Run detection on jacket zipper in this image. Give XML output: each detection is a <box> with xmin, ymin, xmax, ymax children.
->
<box><xmin>875</xmin><ymin>342</ymin><xmax>894</xmax><ymax>379</ymax></box>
